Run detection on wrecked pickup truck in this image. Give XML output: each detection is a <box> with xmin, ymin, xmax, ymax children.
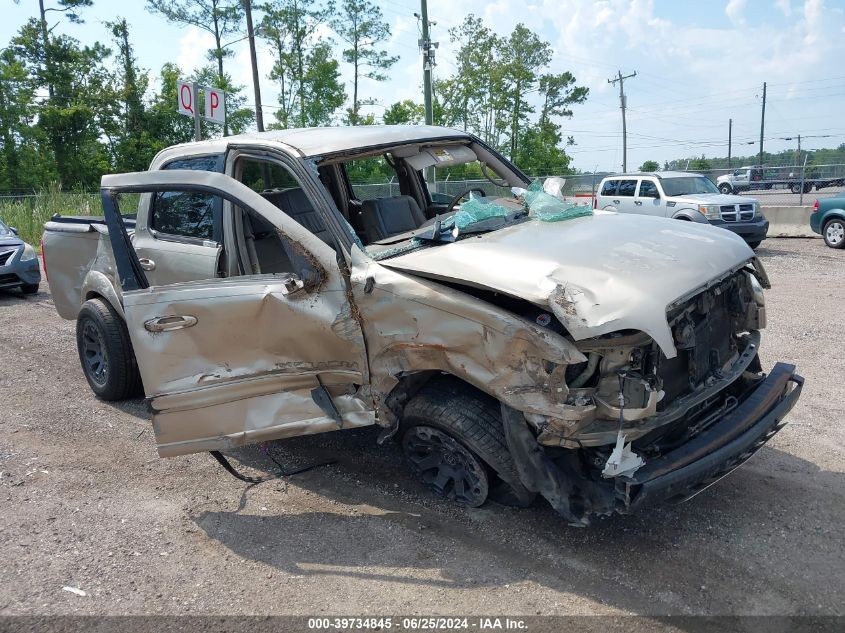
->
<box><xmin>42</xmin><ymin>126</ymin><xmax>802</xmax><ymax>524</ymax></box>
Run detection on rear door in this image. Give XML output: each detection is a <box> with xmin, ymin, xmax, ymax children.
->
<box><xmin>613</xmin><ymin>178</ymin><xmax>639</xmax><ymax>214</ymax></box>
<box><xmin>133</xmin><ymin>155</ymin><xmax>225</xmax><ymax>286</ymax></box>
<box><xmin>102</xmin><ymin>170</ymin><xmax>373</xmax><ymax>457</ymax></box>
<box><xmin>598</xmin><ymin>179</ymin><xmax>619</xmax><ymax>209</ymax></box>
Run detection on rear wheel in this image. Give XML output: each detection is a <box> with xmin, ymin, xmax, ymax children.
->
<box><xmin>823</xmin><ymin>218</ymin><xmax>845</xmax><ymax>249</ymax></box>
<box><xmin>400</xmin><ymin>378</ymin><xmax>535</xmax><ymax>508</ymax></box>
<box><xmin>76</xmin><ymin>298</ymin><xmax>143</xmax><ymax>400</ymax></box>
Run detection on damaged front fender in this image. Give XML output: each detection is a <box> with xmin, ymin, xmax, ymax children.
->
<box><xmin>350</xmin><ymin>246</ymin><xmax>587</xmax><ymax>425</ymax></box>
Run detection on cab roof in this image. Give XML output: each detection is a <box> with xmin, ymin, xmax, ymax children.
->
<box><xmin>159</xmin><ymin>125</ymin><xmax>472</xmax><ymax>159</ymax></box>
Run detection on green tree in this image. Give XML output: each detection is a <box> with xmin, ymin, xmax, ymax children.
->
<box><xmin>146</xmin><ymin>0</ymin><xmax>243</xmax><ymax>135</ymax></box>
<box><xmin>331</xmin><ymin>0</ymin><xmax>396</xmax><ymax>125</ymax></box>
<box><xmin>383</xmin><ymin>100</ymin><xmax>424</xmax><ymax>125</ymax></box>
<box><xmin>11</xmin><ymin>20</ymin><xmax>113</xmax><ymax>188</ymax></box>
<box><xmin>0</xmin><ymin>49</ymin><xmax>45</xmax><ymax>190</ymax></box>
<box><xmin>689</xmin><ymin>156</ymin><xmax>712</xmax><ymax>171</ymax></box>
<box><xmin>640</xmin><ymin>160</ymin><xmax>659</xmax><ymax>172</ymax></box>
<box><xmin>105</xmin><ymin>18</ymin><xmax>152</xmax><ymax>172</ymax></box>
<box><xmin>260</xmin><ymin>0</ymin><xmax>342</xmax><ymax>128</ymax></box>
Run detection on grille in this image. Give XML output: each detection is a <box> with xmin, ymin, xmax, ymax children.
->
<box><xmin>0</xmin><ymin>248</ymin><xmax>16</xmax><ymax>266</ymax></box>
<box><xmin>0</xmin><ymin>273</ymin><xmax>20</xmax><ymax>285</ymax></box>
<box><xmin>719</xmin><ymin>204</ymin><xmax>755</xmax><ymax>222</ymax></box>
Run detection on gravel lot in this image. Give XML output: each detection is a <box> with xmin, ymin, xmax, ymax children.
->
<box><xmin>0</xmin><ymin>238</ymin><xmax>843</xmax><ymax>618</ymax></box>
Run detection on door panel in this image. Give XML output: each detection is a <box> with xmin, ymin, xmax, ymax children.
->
<box><xmin>106</xmin><ymin>170</ymin><xmax>372</xmax><ymax>458</ymax></box>
<box><xmin>124</xmin><ymin>274</ymin><xmax>371</xmax><ymax>457</ymax></box>
<box><xmin>614</xmin><ymin>179</ymin><xmax>638</xmax><ymax>213</ymax></box>
<box><xmin>132</xmin><ymin>234</ymin><xmax>220</xmax><ymax>286</ymax></box>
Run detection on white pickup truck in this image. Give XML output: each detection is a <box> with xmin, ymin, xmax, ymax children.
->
<box><xmin>41</xmin><ymin>126</ymin><xmax>802</xmax><ymax>525</ymax></box>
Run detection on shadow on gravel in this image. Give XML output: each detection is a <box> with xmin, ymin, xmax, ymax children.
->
<box><xmin>191</xmin><ymin>426</ymin><xmax>845</xmax><ymax>616</ymax></box>
<box><xmin>0</xmin><ymin>287</ymin><xmax>51</xmax><ymax>305</ymax></box>
<box><xmin>102</xmin><ymin>397</ymin><xmax>150</xmax><ymax>420</ymax></box>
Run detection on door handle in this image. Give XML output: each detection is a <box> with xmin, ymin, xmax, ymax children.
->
<box><xmin>139</xmin><ymin>258</ymin><xmax>156</xmax><ymax>271</ymax></box>
<box><xmin>144</xmin><ymin>315</ymin><xmax>198</xmax><ymax>332</ymax></box>
<box><xmin>634</xmin><ymin>200</ymin><xmax>643</xmax><ymax>206</ymax></box>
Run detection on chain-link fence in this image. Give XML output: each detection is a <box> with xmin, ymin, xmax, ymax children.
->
<box><xmin>673</xmin><ymin>163</ymin><xmax>845</xmax><ymax>206</ymax></box>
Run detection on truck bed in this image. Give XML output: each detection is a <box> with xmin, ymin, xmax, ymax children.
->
<box><xmin>42</xmin><ymin>215</ymin><xmax>135</xmax><ymax>320</ymax></box>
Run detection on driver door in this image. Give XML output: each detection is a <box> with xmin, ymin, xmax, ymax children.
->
<box><xmin>102</xmin><ymin>170</ymin><xmax>373</xmax><ymax>457</ymax></box>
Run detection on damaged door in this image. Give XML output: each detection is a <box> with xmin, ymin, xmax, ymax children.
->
<box><xmin>101</xmin><ymin>170</ymin><xmax>372</xmax><ymax>457</ymax></box>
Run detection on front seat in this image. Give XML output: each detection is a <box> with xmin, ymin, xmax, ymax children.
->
<box><xmin>361</xmin><ymin>196</ymin><xmax>426</xmax><ymax>243</ymax></box>
<box><xmin>262</xmin><ymin>188</ymin><xmax>333</xmax><ymax>246</ymax></box>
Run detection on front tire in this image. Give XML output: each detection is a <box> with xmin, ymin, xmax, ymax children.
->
<box><xmin>20</xmin><ymin>283</ymin><xmax>39</xmax><ymax>295</ymax></box>
<box><xmin>76</xmin><ymin>298</ymin><xmax>143</xmax><ymax>400</ymax></box>
<box><xmin>718</xmin><ymin>183</ymin><xmax>732</xmax><ymax>194</ymax></box>
<box><xmin>823</xmin><ymin>218</ymin><xmax>845</xmax><ymax>249</ymax></box>
<box><xmin>401</xmin><ymin>378</ymin><xmax>535</xmax><ymax>508</ymax></box>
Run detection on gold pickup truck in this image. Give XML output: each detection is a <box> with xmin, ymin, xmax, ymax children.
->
<box><xmin>41</xmin><ymin>126</ymin><xmax>802</xmax><ymax>525</ymax></box>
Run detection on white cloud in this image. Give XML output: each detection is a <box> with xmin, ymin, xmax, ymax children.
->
<box><xmin>177</xmin><ymin>26</ymin><xmax>215</xmax><ymax>74</ymax></box>
<box><xmin>725</xmin><ymin>0</ymin><xmax>747</xmax><ymax>26</ymax></box>
<box><xmin>775</xmin><ymin>0</ymin><xmax>793</xmax><ymax>16</ymax></box>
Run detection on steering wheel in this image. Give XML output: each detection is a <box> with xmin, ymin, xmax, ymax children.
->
<box><xmin>446</xmin><ymin>187</ymin><xmax>487</xmax><ymax>214</ymax></box>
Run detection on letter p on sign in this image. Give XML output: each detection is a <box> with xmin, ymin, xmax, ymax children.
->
<box><xmin>204</xmin><ymin>88</ymin><xmax>226</xmax><ymax>124</ymax></box>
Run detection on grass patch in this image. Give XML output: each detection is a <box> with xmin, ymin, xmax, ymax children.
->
<box><xmin>0</xmin><ymin>185</ymin><xmax>102</xmax><ymax>248</ymax></box>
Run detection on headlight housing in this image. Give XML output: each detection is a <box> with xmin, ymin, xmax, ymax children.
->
<box><xmin>698</xmin><ymin>204</ymin><xmax>721</xmax><ymax>220</ymax></box>
<box><xmin>20</xmin><ymin>243</ymin><xmax>37</xmax><ymax>261</ymax></box>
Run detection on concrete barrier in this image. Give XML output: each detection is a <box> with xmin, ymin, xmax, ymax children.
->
<box><xmin>761</xmin><ymin>205</ymin><xmax>819</xmax><ymax>238</ymax></box>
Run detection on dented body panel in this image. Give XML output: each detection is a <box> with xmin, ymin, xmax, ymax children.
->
<box><xmin>380</xmin><ymin>212</ymin><xmax>755</xmax><ymax>359</ymax></box>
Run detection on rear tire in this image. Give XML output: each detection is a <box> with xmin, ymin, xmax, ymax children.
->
<box><xmin>20</xmin><ymin>283</ymin><xmax>39</xmax><ymax>294</ymax></box>
<box><xmin>823</xmin><ymin>218</ymin><xmax>845</xmax><ymax>249</ymax></box>
<box><xmin>76</xmin><ymin>298</ymin><xmax>143</xmax><ymax>401</ymax></box>
<box><xmin>401</xmin><ymin>377</ymin><xmax>536</xmax><ymax>508</ymax></box>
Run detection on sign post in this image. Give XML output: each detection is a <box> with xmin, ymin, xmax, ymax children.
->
<box><xmin>177</xmin><ymin>82</ymin><xmax>226</xmax><ymax>141</ymax></box>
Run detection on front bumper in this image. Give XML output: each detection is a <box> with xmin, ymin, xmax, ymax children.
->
<box><xmin>501</xmin><ymin>362</ymin><xmax>802</xmax><ymax>525</ymax></box>
<box><xmin>710</xmin><ymin>216</ymin><xmax>769</xmax><ymax>243</ymax></box>
<box><xmin>0</xmin><ymin>247</ymin><xmax>41</xmax><ymax>290</ymax></box>
<box><xmin>620</xmin><ymin>362</ymin><xmax>802</xmax><ymax>512</ymax></box>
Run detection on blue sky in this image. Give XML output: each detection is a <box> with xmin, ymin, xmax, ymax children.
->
<box><xmin>3</xmin><ymin>0</ymin><xmax>845</xmax><ymax>172</ymax></box>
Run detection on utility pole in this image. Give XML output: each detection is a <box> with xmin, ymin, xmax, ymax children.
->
<box><xmin>242</xmin><ymin>0</ymin><xmax>264</xmax><ymax>132</ymax></box>
<box><xmin>608</xmin><ymin>70</ymin><xmax>637</xmax><ymax>172</ymax></box>
<box><xmin>728</xmin><ymin>118</ymin><xmax>732</xmax><ymax>169</ymax></box>
<box><xmin>417</xmin><ymin>0</ymin><xmax>437</xmax><ymax>183</ymax></box>
<box><xmin>758</xmin><ymin>81</ymin><xmax>766</xmax><ymax>167</ymax></box>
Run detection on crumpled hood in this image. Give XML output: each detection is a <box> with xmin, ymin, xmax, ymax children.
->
<box><xmin>381</xmin><ymin>212</ymin><xmax>754</xmax><ymax>358</ymax></box>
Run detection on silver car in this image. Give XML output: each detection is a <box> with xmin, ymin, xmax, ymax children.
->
<box><xmin>595</xmin><ymin>171</ymin><xmax>770</xmax><ymax>249</ymax></box>
<box><xmin>0</xmin><ymin>219</ymin><xmax>41</xmax><ymax>294</ymax></box>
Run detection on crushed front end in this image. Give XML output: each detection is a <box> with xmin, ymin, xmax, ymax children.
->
<box><xmin>501</xmin><ymin>264</ymin><xmax>803</xmax><ymax>525</ymax></box>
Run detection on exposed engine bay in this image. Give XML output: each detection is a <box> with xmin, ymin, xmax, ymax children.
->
<box><xmin>522</xmin><ymin>269</ymin><xmax>768</xmax><ymax>461</ymax></box>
